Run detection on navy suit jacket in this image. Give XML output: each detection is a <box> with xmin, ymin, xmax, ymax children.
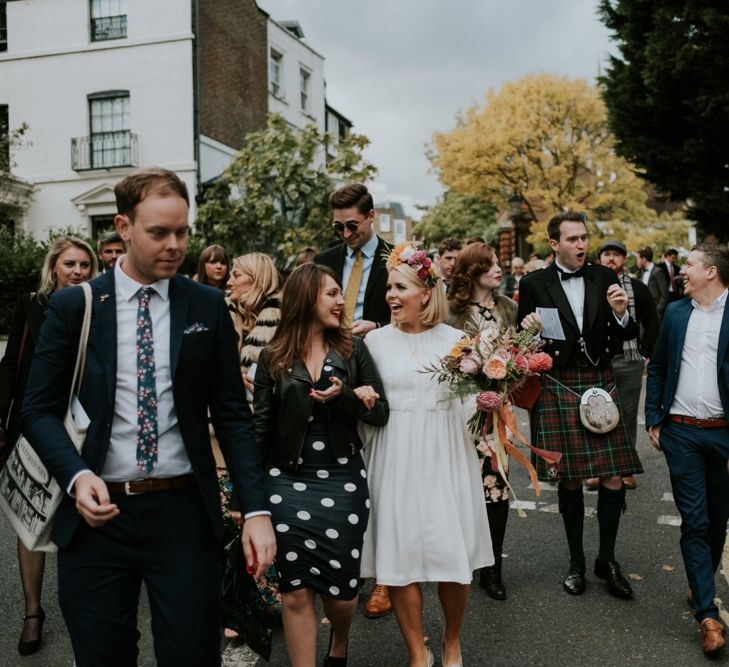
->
<box><xmin>645</xmin><ymin>297</ymin><xmax>729</xmax><ymax>428</ymax></box>
<box><xmin>316</xmin><ymin>236</ymin><xmax>393</xmax><ymax>327</ymax></box>
<box><xmin>21</xmin><ymin>270</ymin><xmax>267</xmax><ymax>548</ymax></box>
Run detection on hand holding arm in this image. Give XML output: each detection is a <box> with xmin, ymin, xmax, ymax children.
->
<box><xmin>351</xmin><ymin>320</ymin><xmax>378</xmax><ymax>337</ymax></box>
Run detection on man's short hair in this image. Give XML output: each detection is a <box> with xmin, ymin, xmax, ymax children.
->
<box><xmin>115</xmin><ymin>168</ymin><xmax>189</xmax><ymax>220</ymax></box>
<box><xmin>97</xmin><ymin>230</ymin><xmax>123</xmax><ymax>253</ymax></box>
<box><xmin>465</xmin><ymin>236</ymin><xmax>486</xmax><ymax>245</ymax></box>
<box><xmin>547</xmin><ymin>211</ymin><xmax>587</xmax><ymax>241</ymax></box>
<box><xmin>438</xmin><ymin>237</ymin><xmax>462</xmax><ymax>256</ymax></box>
<box><xmin>692</xmin><ymin>244</ymin><xmax>729</xmax><ymax>285</ymax></box>
<box><xmin>329</xmin><ymin>183</ymin><xmax>373</xmax><ymax>214</ymax></box>
<box><xmin>638</xmin><ymin>246</ymin><xmax>654</xmax><ymax>262</ymax></box>
<box><xmin>665</xmin><ymin>248</ymin><xmax>679</xmax><ymax>258</ymax></box>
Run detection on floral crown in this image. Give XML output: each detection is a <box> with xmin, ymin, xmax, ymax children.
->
<box><xmin>385</xmin><ymin>241</ymin><xmax>439</xmax><ymax>287</ymax></box>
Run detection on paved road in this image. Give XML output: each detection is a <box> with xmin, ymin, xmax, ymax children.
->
<box><xmin>0</xmin><ymin>355</ymin><xmax>727</xmax><ymax>665</ymax></box>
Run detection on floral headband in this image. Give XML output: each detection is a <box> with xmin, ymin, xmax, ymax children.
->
<box><xmin>386</xmin><ymin>241</ymin><xmax>440</xmax><ymax>287</ymax></box>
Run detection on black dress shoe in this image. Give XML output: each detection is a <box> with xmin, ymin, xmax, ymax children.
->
<box><xmin>594</xmin><ymin>559</ymin><xmax>632</xmax><ymax>599</ymax></box>
<box><xmin>562</xmin><ymin>565</ymin><xmax>586</xmax><ymax>595</ymax></box>
<box><xmin>18</xmin><ymin>607</ymin><xmax>45</xmax><ymax>656</ymax></box>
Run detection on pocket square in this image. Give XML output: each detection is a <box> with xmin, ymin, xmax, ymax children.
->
<box><xmin>183</xmin><ymin>322</ymin><xmax>209</xmax><ymax>334</ymax></box>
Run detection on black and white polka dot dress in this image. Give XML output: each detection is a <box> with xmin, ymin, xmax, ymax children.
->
<box><xmin>266</xmin><ymin>376</ymin><xmax>370</xmax><ymax>600</ymax></box>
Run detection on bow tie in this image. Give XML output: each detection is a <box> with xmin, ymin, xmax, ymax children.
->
<box><xmin>558</xmin><ymin>267</ymin><xmax>584</xmax><ymax>281</ymax></box>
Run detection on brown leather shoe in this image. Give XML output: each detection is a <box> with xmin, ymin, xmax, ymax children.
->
<box><xmin>700</xmin><ymin>618</ymin><xmax>726</xmax><ymax>656</ymax></box>
<box><xmin>622</xmin><ymin>475</ymin><xmax>637</xmax><ymax>489</ymax></box>
<box><xmin>364</xmin><ymin>584</ymin><xmax>392</xmax><ymax>618</ymax></box>
<box><xmin>584</xmin><ymin>478</ymin><xmax>599</xmax><ymax>490</ymax></box>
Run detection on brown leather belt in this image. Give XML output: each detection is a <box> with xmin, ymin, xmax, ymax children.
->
<box><xmin>669</xmin><ymin>415</ymin><xmax>729</xmax><ymax>428</ymax></box>
<box><xmin>106</xmin><ymin>474</ymin><xmax>197</xmax><ymax>496</ymax></box>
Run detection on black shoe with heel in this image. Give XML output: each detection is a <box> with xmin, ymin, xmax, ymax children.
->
<box><xmin>18</xmin><ymin>607</ymin><xmax>45</xmax><ymax>656</ymax></box>
<box><xmin>322</xmin><ymin>627</ymin><xmax>348</xmax><ymax>667</ymax></box>
<box><xmin>479</xmin><ymin>560</ymin><xmax>507</xmax><ymax>600</ymax></box>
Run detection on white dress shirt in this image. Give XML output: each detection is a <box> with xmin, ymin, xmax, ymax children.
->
<box><xmin>670</xmin><ymin>289</ymin><xmax>727</xmax><ymax>419</ymax></box>
<box><xmin>641</xmin><ymin>262</ymin><xmax>654</xmax><ymax>286</ymax></box>
<box><xmin>341</xmin><ymin>233</ymin><xmax>379</xmax><ymax>321</ymax></box>
<box><xmin>100</xmin><ymin>260</ymin><xmax>192</xmax><ymax>481</ymax></box>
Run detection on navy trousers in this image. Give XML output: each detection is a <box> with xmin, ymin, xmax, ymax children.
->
<box><xmin>58</xmin><ymin>486</ymin><xmax>222</xmax><ymax>667</ymax></box>
<box><xmin>660</xmin><ymin>420</ymin><xmax>729</xmax><ymax>622</ymax></box>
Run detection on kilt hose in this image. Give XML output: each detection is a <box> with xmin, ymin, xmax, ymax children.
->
<box><xmin>531</xmin><ymin>365</ymin><xmax>644</xmax><ymax>481</ymax></box>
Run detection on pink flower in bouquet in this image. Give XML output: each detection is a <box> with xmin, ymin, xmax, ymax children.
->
<box><xmin>476</xmin><ymin>390</ymin><xmax>502</xmax><ymax>411</ymax></box>
<box><xmin>514</xmin><ymin>354</ymin><xmax>529</xmax><ymax>371</ymax></box>
<box><xmin>494</xmin><ymin>349</ymin><xmax>511</xmax><ymax>362</ymax></box>
<box><xmin>484</xmin><ymin>356</ymin><xmax>508</xmax><ymax>379</ymax></box>
<box><xmin>459</xmin><ymin>353</ymin><xmax>481</xmax><ymax>375</ymax></box>
<box><xmin>528</xmin><ymin>352</ymin><xmax>553</xmax><ymax>373</ymax></box>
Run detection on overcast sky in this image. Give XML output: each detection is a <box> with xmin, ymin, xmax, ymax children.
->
<box><xmin>258</xmin><ymin>0</ymin><xmax>616</xmax><ymax>205</ymax></box>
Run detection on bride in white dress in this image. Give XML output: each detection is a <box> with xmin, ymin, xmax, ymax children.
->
<box><xmin>360</xmin><ymin>242</ymin><xmax>492</xmax><ymax>667</ymax></box>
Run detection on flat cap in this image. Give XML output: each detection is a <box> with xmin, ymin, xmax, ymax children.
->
<box><xmin>599</xmin><ymin>240</ymin><xmax>627</xmax><ymax>256</ymax></box>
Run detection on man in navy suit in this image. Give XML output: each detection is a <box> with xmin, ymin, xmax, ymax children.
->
<box><xmin>22</xmin><ymin>168</ymin><xmax>275</xmax><ymax>666</ymax></box>
<box><xmin>646</xmin><ymin>244</ymin><xmax>729</xmax><ymax>657</ymax></box>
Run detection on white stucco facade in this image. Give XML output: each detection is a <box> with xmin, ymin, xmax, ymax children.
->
<box><xmin>0</xmin><ymin>0</ymin><xmax>196</xmax><ymax>236</ymax></box>
<box><xmin>267</xmin><ymin>20</ymin><xmax>326</xmax><ymax>136</ymax></box>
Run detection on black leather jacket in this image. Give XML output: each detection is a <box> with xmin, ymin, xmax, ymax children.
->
<box><xmin>253</xmin><ymin>337</ymin><xmax>388</xmax><ymax>470</ymax></box>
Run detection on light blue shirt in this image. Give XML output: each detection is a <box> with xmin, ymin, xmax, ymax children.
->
<box><xmin>342</xmin><ymin>234</ymin><xmax>379</xmax><ymax>321</ymax></box>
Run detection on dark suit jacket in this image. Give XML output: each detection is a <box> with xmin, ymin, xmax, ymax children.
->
<box><xmin>517</xmin><ymin>263</ymin><xmax>638</xmax><ymax>369</ymax></box>
<box><xmin>21</xmin><ymin>271</ymin><xmax>267</xmax><ymax>548</ymax></box>
<box><xmin>628</xmin><ymin>276</ymin><xmax>659</xmax><ymax>359</ymax></box>
<box><xmin>659</xmin><ymin>260</ymin><xmax>683</xmax><ymax>298</ymax></box>
<box><xmin>645</xmin><ymin>298</ymin><xmax>729</xmax><ymax>428</ymax></box>
<box><xmin>0</xmin><ymin>293</ymin><xmax>47</xmax><ymax>442</ymax></box>
<box><xmin>316</xmin><ymin>236</ymin><xmax>393</xmax><ymax>327</ymax></box>
<box><xmin>645</xmin><ymin>265</ymin><xmax>670</xmax><ymax>317</ymax></box>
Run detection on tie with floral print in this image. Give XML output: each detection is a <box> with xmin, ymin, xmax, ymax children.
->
<box><xmin>135</xmin><ymin>286</ymin><xmax>158</xmax><ymax>474</ymax></box>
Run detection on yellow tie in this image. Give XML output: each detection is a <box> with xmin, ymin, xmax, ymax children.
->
<box><xmin>343</xmin><ymin>250</ymin><xmax>364</xmax><ymax>326</ymax></box>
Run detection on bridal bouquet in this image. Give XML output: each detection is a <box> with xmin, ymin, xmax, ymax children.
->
<box><xmin>425</xmin><ymin>322</ymin><xmax>561</xmax><ymax>497</ymax></box>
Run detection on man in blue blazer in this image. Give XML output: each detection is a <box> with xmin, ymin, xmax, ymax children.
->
<box><xmin>22</xmin><ymin>168</ymin><xmax>275</xmax><ymax>666</ymax></box>
<box><xmin>646</xmin><ymin>244</ymin><xmax>729</xmax><ymax>657</ymax></box>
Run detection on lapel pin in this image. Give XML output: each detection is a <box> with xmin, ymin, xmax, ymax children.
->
<box><xmin>100</xmin><ymin>293</ymin><xmax>110</xmax><ymax>302</ymax></box>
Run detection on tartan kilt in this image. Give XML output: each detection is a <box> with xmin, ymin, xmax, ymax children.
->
<box><xmin>531</xmin><ymin>366</ymin><xmax>643</xmax><ymax>482</ymax></box>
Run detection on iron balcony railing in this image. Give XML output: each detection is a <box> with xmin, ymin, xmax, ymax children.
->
<box><xmin>71</xmin><ymin>131</ymin><xmax>138</xmax><ymax>171</ymax></box>
<box><xmin>91</xmin><ymin>15</ymin><xmax>127</xmax><ymax>42</ymax></box>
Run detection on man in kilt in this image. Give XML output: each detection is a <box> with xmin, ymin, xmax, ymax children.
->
<box><xmin>517</xmin><ymin>212</ymin><xmax>643</xmax><ymax>599</ymax></box>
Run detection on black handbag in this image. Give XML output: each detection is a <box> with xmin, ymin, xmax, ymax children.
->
<box><xmin>219</xmin><ymin>530</ymin><xmax>273</xmax><ymax>661</ymax></box>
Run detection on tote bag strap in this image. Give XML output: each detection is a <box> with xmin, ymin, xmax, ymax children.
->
<box><xmin>68</xmin><ymin>283</ymin><xmax>93</xmax><ymax>406</ymax></box>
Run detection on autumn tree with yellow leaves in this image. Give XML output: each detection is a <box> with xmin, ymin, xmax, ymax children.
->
<box><xmin>430</xmin><ymin>73</ymin><xmax>683</xmax><ymax>250</ymax></box>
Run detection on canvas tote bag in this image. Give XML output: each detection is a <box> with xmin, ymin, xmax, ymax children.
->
<box><xmin>0</xmin><ymin>282</ymin><xmax>92</xmax><ymax>551</ymax></box>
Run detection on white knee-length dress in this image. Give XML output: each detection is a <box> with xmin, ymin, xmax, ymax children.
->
<box><xmin>360</xmin><ymin>323</ymin><xmax>493</xmax><ymax>585</ymax></box>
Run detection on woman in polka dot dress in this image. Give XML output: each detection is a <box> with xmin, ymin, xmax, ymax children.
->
<box><xmin>254</xmin><ymin>264</ymin><xmax>389</xmax><ymax>666</ymax></box>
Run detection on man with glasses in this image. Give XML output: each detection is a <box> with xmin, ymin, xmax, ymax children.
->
<box><xmin>316</xmin><ymin>183</ymin><xmax>392</xmax><ymax>337</ymax></box>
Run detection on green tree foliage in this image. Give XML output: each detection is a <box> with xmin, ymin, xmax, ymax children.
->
<box><xmin>599</xmin><ymin>1</ymin><xmax>729</xmax><ymax>238</ymax></box>
<box><xmin>0</xmin><ymin>227</ymin><xmax>46</xmax><ymax>333</ymax></box>
<box><xmin>195</xmin><ymin>114</ymin><xmax>377</xmax><ymax>264</ymax></box>
<box><xmin>413</xmin><ymin>191</ymin><xmax>498</xmax><ymax>245</ymax></box>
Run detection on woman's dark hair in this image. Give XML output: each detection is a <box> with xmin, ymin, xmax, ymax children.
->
<box><xmin>266</xmin><ymin>263</ymin><xmax>352</xmax><ymax>378</ymax></box>
<box><xmin>447</xmin><ymin>242</ymin><xmax>496</xmax><ymax>314</ymax></box>
<box><xmin>194</xmin><ymin>244</ymin><xmax>229</xmax><ymax>288</ymax></box>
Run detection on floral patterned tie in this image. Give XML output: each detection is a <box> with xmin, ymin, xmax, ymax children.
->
<box><xmin>135</xmin><ymin>286</ymin><xmax>158</xmax><ymax>474</ymax></box>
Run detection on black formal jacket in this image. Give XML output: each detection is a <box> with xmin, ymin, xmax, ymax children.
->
<box><xmin>254</xmin><ymin>338</ymin><xmax>388</xmax><ymax>470</ymax></box>
<box><xmin>0</xmin><ymin>293</ymin><xmax>47</xmax><ymax>443</ymax></box>
<box><xmin>316</xmin><ymin>236</ymin><xmax>393</xmax><ymax>327</ymax></box>
<box><xmin>517</xmin><ymin>263</ymin><xmax>638</xmax><ymax>369</ymax></box>
<box><xmin>626</xmin><ymin>275</ymin><xmax>659</xmax><ymax>359</ymax></box>
<box><xmin>21</xmin><ymin>271</ymin><xmax>267</xmax><ymax>548</ymax></box>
